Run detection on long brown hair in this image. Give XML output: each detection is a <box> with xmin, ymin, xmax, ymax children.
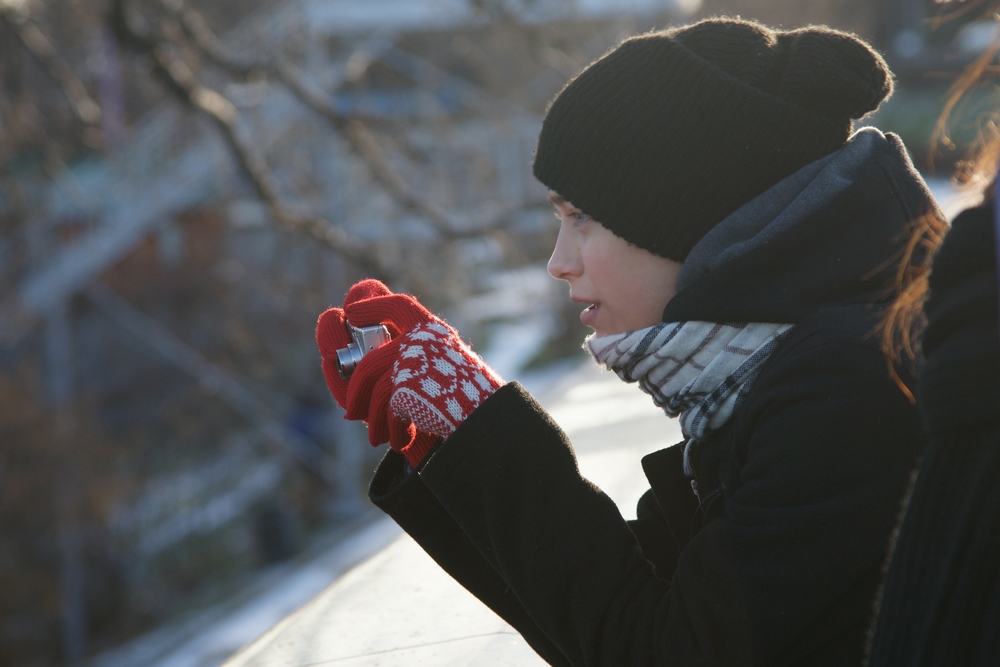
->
<box><xmin>880</xmin><ymin>12</ymin><xmax>1000</xmax><ymax>401</ymax></box>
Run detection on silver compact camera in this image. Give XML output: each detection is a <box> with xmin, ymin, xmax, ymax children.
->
<box><xmin>336</xmin><ymin>323</ymin><xmax>392</xmax><ymax>380</ymax></box>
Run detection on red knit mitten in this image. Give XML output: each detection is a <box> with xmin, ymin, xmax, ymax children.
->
<box><xmin>388</xmin><ymin>320</ymin><xmax>503</xmax><ymax>449</ymax></box>
<box><xmin>316</xmin><ymin>279</ymin><xmax>502</xmax><ymax>467</ymax></box>
<box><xmin>317</xmin><ymin>279</ymin><xmax>432</xmax><ymax>413</ymax></box>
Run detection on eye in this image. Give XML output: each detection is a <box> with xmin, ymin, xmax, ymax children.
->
<box><xmin>552</xmin><ymin>208</ymin><xmax>591</xmax><ymax>226</ymax></box>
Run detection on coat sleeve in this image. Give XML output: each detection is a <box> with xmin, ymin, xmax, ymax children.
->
<box><xmin>370</xmin><ymin>443</ymin><xmax>678</xmax><ymax>666</ymax></box>
<box><xmin>369</xmin><ymin>447</ymin><xmax>573</xmax><ymax>667</ymax></box>
<box><xmin>380</xmin><ymin>335</ymin><xmax>921</xmax><ymax>665</ymax></box>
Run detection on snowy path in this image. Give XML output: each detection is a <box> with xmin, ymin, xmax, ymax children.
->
<box><xmin>219</xmin><ymin>360</ymin><xmax>678</xmax><ymax>666</ymax></box>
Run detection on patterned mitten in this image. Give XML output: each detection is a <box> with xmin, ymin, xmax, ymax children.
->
<box><xmin>388</xmin><ymin>320</ymin><xmax>504</xmax><ymax>454</ymax></box>
<box><xmin>316</xmin><ymin>279</ymin><xmax>502</xmax><ymax>467</ymax></box>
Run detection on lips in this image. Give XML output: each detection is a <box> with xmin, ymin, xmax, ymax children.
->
<box><xmin>579</xmin><ymin>302</ymin><xmax>600</xmax><ymax>327</ymax></box>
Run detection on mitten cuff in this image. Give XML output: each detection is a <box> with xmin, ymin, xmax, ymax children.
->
<box><xmin>401</xmin><ymin>430</ymin><xmax>441</xmax><ymax>469</ymax></box>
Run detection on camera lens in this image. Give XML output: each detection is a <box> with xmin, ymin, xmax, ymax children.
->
<box><xmin>335</xmin><ymin>343</ymin><xmax>365</xmax><ymax>380</ymax></box>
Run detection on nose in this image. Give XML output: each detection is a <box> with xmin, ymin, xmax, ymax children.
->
<box><xmin>547</xmin><ymin>223</ymin><xmax>581</xmax><ymax>281</ymax></box>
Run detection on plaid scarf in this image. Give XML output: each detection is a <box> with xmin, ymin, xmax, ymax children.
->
<box><xmin>587</xmin><ymin>321</ymin><xmax>793</xmax><ymax>441</ymax></box>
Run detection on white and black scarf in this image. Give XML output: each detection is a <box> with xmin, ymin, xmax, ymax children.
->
<box><xmin>587</xmin><ymin>321</ymin><xmax>793</xmax><ymax>442</ymax></box>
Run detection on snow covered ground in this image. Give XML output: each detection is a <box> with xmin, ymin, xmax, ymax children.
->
<box><xmin>89</xmin><ymin>515</ymin><xmax>403</xmax><ymax>667</ymax></box>
<box><xmin>220</xmin><ymin>359</ymin><xmax>675</xmax><ymax>667</ymax></box>
<box><xmin>92</xmin><ymin>356</ymin><xmax>671</xmax><ymax>667</ymax></box>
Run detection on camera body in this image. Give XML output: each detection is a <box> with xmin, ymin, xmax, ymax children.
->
<box><xmin>335</xmin><ymin>323</ymin><xmax>391</xmax><ymax>380</ymax></box>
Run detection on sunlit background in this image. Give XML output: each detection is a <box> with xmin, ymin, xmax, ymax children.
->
<box><xmin>0</xmin><ymin>0</ymin><xmax>995</xmax><ymax>665</ymax></box>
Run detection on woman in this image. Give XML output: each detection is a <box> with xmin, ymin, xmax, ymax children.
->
<box><xmin>865</xmin><ymin>153</ymin><xmax>1000</xmax><ymax>665</ymax></box>
<box><xmin>317</xmin><ymin>18</ymin><xmax>938</xmax><ymax>665</ymax></box>
<box><xmin>866</xmin><ymin>181</ymin><xmax>1000</xmax><ymax>667</ymax></box>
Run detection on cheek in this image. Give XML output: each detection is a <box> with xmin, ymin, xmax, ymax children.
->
<box><xmin>587</xmin><ymin>250</ymin><xmax>644</xmax><ymax>312</ymax></box>
<box><xmin>617</xmin><ymin>281</ymin><xmax>666</xmax><ymax>324</ymax></box>
<box><xmin>582</xmin><ymin>246</ymin><xmax>622</xmax><ymax>294</ymax></box>
<box><xmin>634</xmin><ymin>287</ymin><xmax>672</xmax><ymax>323</ymax></box>
<box><xmin>595</xmin><ymin>252</ymin><xmax>678</xmax><ymax>326</ymax></box>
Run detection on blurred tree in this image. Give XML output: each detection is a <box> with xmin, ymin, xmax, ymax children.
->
<box><xmin>0</xmin><ymin>368</ymin><xmax>131</xmax><ymax>666</ymax></box>
<box><xmin>0</xmin><ymin>1</ymin><xmax>655</xmax><ymax>664</ymax></box>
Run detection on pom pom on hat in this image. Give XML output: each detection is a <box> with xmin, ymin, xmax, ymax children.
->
<box><xmin>775</xmin><ymin>26</ymin><xmax>893</xmax><ymax>120</ymax></box>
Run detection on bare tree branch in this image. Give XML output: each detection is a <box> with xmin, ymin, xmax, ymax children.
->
<box><xmin>162</xmin><ymin>0</ymin><xmax>271</xmax><ymax>73</ymax></box>
<box><xmin>84</xmin><ymin>281</ymin><xmax>338</xmax><ymax>488</ymax></box>
<box><xmin>111</xmin><ymin>0</ymin><xmax>390</xmax><ymax>277</ymax></box>
<box><xmin>153</xmin><ymin>0</ymin><xmax>521</xmax><ymax>242</ymax></box>
<box><xmin>0</xmin><ymin>7</ymin><xmax>102</xmax><ymax>128</ymax></box>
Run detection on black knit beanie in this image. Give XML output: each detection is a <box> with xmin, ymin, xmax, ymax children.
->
<box><xmin>532</xmin><ymin>18</ymin><xmax>894</xmax><ymax>261</ymax></box>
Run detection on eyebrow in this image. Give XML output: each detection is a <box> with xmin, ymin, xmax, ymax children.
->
<box><xmin>547</xmin><ymin>191</ymin><xmax>567</xmax><ymax>208</ymax></box>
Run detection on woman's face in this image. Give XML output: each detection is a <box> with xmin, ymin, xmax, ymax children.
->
<box><xmin>547</xmin><ymin>192</ymin><xmax>683</xmax><ymax>337</ymax></box>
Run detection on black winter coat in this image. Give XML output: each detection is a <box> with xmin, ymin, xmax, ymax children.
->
<box><xmin>369</xmin><ymin>129</ymin><xmax>935</xmax><ymax>665</ymax></box>
<box><xmin>371</xmin><ymin>306</ymin><xmax>921</xmax><ymax>666</ymax></box>
<box><xmin>867</xmin><ymin>202</ymin><xmax>1000</xmax><ymax>665</ymax></box>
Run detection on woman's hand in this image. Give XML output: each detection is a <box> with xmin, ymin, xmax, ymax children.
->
<box><xmin>316</xmin><ymin>279</ymin><xmax>503</xmax><ymax>467</ymax></box>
